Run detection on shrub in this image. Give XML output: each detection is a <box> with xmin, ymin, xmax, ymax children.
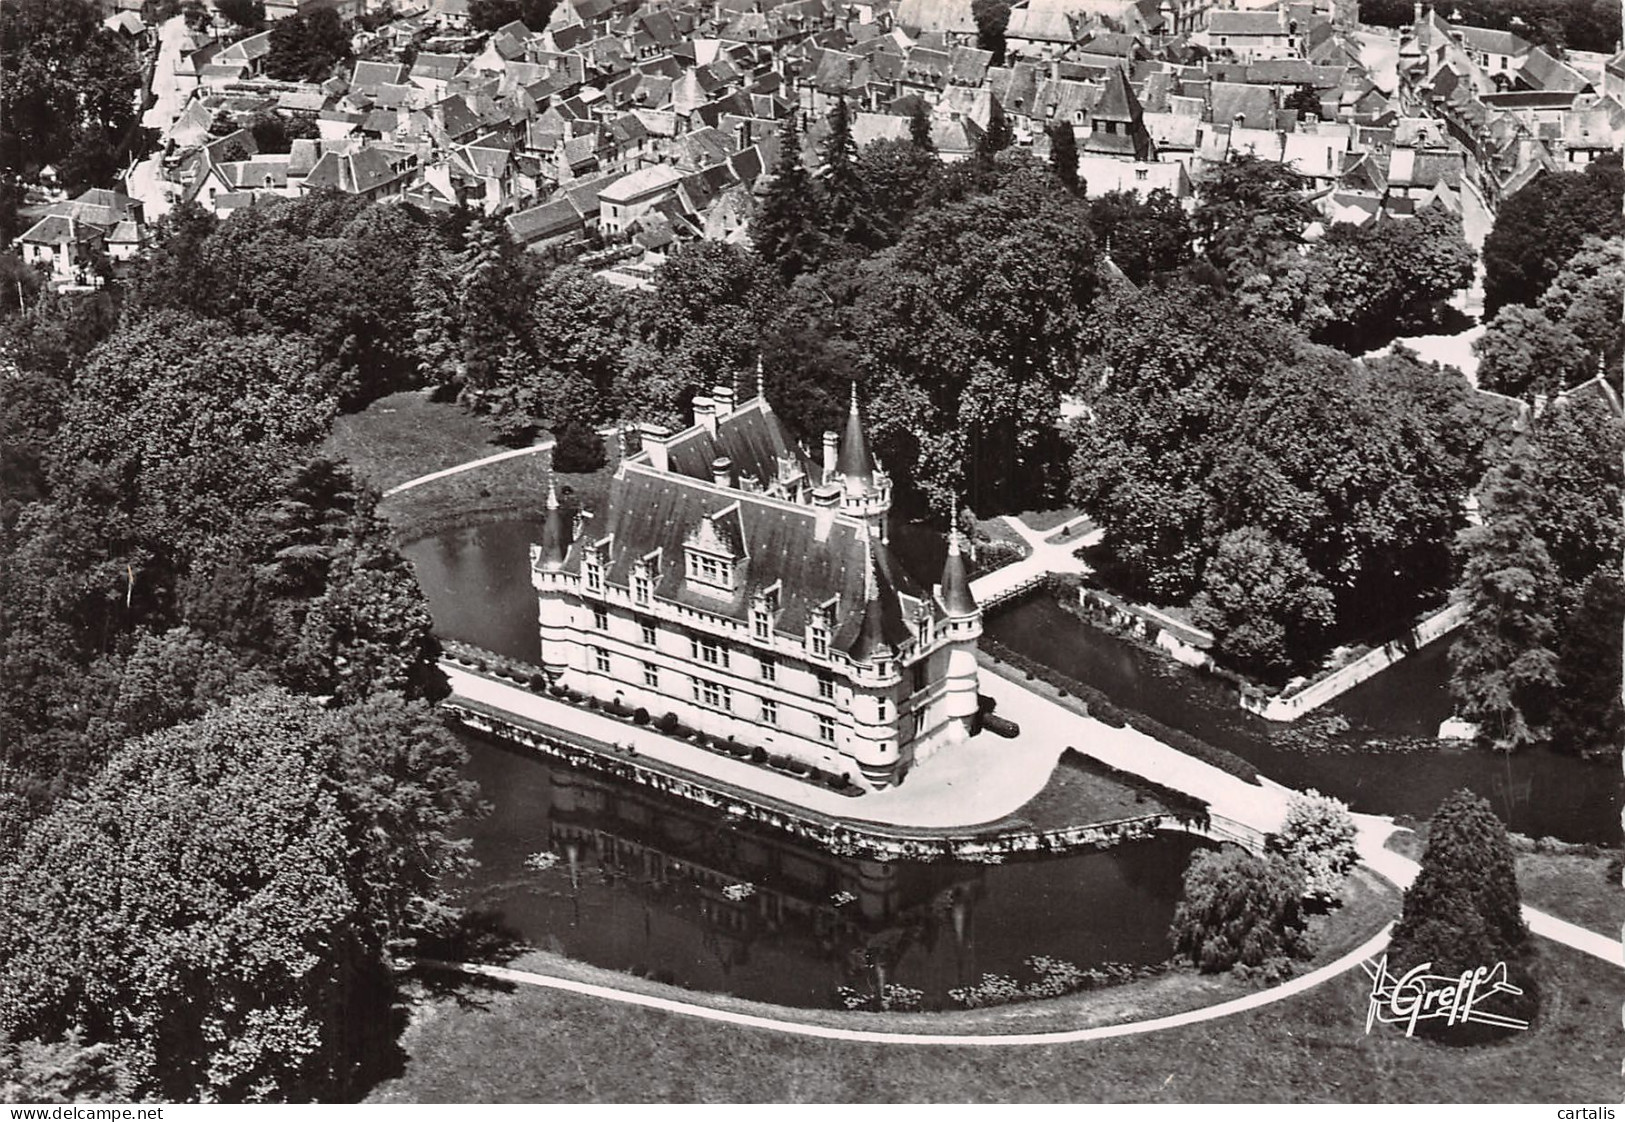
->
<box><xmin>1169</xmin><ymin>849</ymin><xmax>1311</xmax><ymax>973</ymax></box>
<box><xmin>656</xmin><ymin>712</ymin><xmax>678</xmax><ymax>734</ymax></box>
<box><xmin>1273</xmin><ymin>789</ymin><xmax>1360</xmax><ymax>903</ymax></box>
<box><xmin>1391</xmin><ymin>789</ymin><xmax>1527</xmax><ymax>970</ymax></box>
<box><xmin>1089</xmin><ymin>697</ymin><xmax>1127</xmax><ymax>727</ymax></box>
<box><xmin>750</xmin><ymin>746</ymin><xmax>767</xmax><ymax>764</ymax></box>
<box><xmin>633</xmin><ymin>707</ymin><xmax>650</xmax><ymax>725</ymax></box>
<box><xmin>529</xmin><ymin>673</ymin><xmax>548</xmax><ymax>691</ymax></box>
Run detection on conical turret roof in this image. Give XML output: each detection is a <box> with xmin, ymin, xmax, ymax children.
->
<box><xmin>539</xmin><ymin>475</ymin><xmax>569</xmax><ymax>568</ymax></box>
<box><xmin>940</xmin><ymin>525</ymin><xmax>977</xmax><ymax>617</ymax></box>
<box><xmin>838</xmin><ymin>382</ymin><xmax>875</xmax><ymax>490</ymax></box>
<box><xmin>848</xmin><ymin>532</ymin><xmax>910</xmax><ymax>661</ymax></box>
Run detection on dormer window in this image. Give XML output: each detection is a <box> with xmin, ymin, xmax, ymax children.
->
<box><xmin>752</xmin><ymin>608</ymin><xmax>770</xmax><ymax>641</ymax></box>
<box><xmin>585</xmin><ymin>554</ymin><xmax>603</xmax><ymax>592</ymax></box>
<box><xmin>686</xmin><ymin>549</ymin><xmax>734</xmax><ymax>589</ymax></box>
<box><xmin>633</xmin><ymin>572</ymin><xmax>651</xmax><ymax>604</ymax></box>
<box><xmin>809</xmin><ymin>611</ymin><xmax>830</xmax><ymax>658</ymax></box>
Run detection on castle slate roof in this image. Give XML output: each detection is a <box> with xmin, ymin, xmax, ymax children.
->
<box><xmin>665</xmin><ymin>397</ymin><xmax>816</xmax><ymax>488</ymax></box>
<box><xmin>563</xmin><ymin>462</ymin><xmax>922</xmax><ymax>649</ymax></box>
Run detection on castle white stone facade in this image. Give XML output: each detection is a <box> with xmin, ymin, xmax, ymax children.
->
<box><xmin>531</xmin><ymin>381</ymin><xmax>982</xmax><ymax>790</ymax></box>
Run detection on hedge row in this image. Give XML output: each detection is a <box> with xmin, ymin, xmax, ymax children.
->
<box><xmin>542</xmin><ymin>684</ymin><xmax>859</xmax><ymax>795</ymax></box>
<box><xmin>982</xmin><ymin>638</ymin><xmax>1261</xmax><ymax>785</ymax></box>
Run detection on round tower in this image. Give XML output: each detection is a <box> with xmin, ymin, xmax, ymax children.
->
<box><xmin>532</xmin><ymin>476</ymin><xmax>575</xmax><ymax>682</ymax></box>
<box><xmin>938</xmin><ymin>526</ymin><xmax>983</xmax><ymax>746</ymax></box>
<box><xmin>846</xmin><ymin>540</ymin><xmax>906</xmax><ymax>788</ymax></box>
<box><xmin>835</xmin><ymin>383</ymin><xmax>892</xmax><ymax>544</ymax></box>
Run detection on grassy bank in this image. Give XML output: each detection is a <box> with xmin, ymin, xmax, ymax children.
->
<box><xmin>324</xmin><ymin>392</ymin><xmax>613</xmax><ymax>543</ymax></box>
<box><xmin>1387</xmin><ymin>828</ymin><xmax>1622</xmax><ymax>937</ymax></box>
<box><xmin>326</xmin><ymin>391</ymin><xmax>505</xmax><ymax>491</ymax></box>
<box><xmin>369</xmin><ymin>930</ymin><xmax>1612</xmax><ymax>1102</ymax></box>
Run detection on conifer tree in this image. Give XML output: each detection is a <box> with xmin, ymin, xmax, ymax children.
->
<box><xmin>977</xmin><ymin>98</ymin><xmax>1013</xmax><ymax>163</ymax></box>
<box><xmin>752</xmin><ymin>113</ymin><xmax>824</xmax><ymax>283</ymax></box>
<box><xmin>1391</xmin><ymin>789</ymin><xmax>1527</xmax><ymax>971</ymax></box>
<box><xmin>1448</xmin><ymin>454</ymin><xmax>1561</xmax><ymax>752</ymax></box>
<box><xmin>1049</xmin><ymin>122</ymin><xmax>1079</xmax><ymax>193</ymax></box>
<box><xmin>820</xmin><ymin>99</ymin><xmax>875</xmax><ymax>249</ymax></box>
<box><xmin>909</xmin><ymin>102</ymin><xmax>935</xmax><ymax>152</ymax></box>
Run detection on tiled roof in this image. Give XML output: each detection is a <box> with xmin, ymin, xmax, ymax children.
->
<box><xmin>506</xmin><ymin>197</ymin><xmax>585</xmax><ymax>243</ymax></box>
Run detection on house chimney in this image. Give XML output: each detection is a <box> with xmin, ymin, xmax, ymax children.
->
<box><xmin>822</xmin><ymin>430</ymin><xmax>839</xmax><ymax>481</ymax></box>
<box><xmin>639</xmin><ymin>420</ymin><xmax>671</xmax><ymax>471</ymax></box>
<box><xmin>712</xmin><ymin>455</ymin><xmax>734</xmax><ymax>487</ymax></box>
<box><xmin>692</xmin><ymin>394</ymin><xmax>717</xmax><ymax>434</ymax></box>
<box><xmin>713</xmin><ymin>384</ymin><xmax>735</xmax><ymax>415</ymax></box>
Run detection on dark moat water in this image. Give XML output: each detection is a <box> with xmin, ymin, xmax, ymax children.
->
<box><xmin>401</xmin><ymin>516</ymin><xmax>1619</xmax><ymax>1006</ymax></box>
<box><xmin>459</xmin><ymin>739</ymin><xmax>1207</xmax><ymax>1009</ymax></box>
<box><xmin>984</xmin><ymin>597</ymin><xmax>1623</xmax><ymax>844</ymax></box>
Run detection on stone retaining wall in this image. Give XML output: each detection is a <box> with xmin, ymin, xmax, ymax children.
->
<box><xmin>1240</xmin><ymin>601</ymin><xmax>1468</xmax><ymax>722</ymax></box>
<box><xmin>444</xmin><ymin>694</ymin><xmax>1238</xmax><ymax>862</ymax></box>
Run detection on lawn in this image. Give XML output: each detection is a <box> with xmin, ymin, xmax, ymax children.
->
<box><xmin>1012</xmin><ymin>507</ymin><xmax>1083</xmax><ymax>532</ymax></box>
<box><xmin>324</xmin><ymin>391</ymin><xmax>614</xmax><ymax>543</ymax></box>
<box><xmin>325</xmin><ymin>391</ymin><xmax>505</xmax><ymax>492</ymax></box>
<box><xmin>1387</xmin><ymin>829</ymin><xmax>1622</xmax><ymax>938</ymax></box>
<box><xmin>368</xmin><ymin>937</ymin><xmax>1616</xmax><ymax>1103</ymax></box>
<box><xmin>1007</xmin><ymin>749</ymin><xmax>1178</xmax><ymax>831</ymax></box>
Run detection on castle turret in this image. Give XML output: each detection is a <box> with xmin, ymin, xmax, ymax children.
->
<box><xmin>846</xmin><ymin>536</ymin><xmax>907</xmax><ymax>788</ymax></box>
<box><xmin>937</xmin><ymin>525</ymin><xmax>983</xmax><ymax>746</ymax></box>
<box><xmin>837</xmin><ymin>382</ymin><xmax>892</xmax><ymax>542</ymax></box>
<box><xmin>532</xmin><ymin>476</ymin><xmax>575</xmax><ymax>681</ymax></box>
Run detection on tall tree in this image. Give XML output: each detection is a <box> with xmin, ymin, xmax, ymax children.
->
<box><xmin>1481</xmin><ymin>154</ymin><xmax>1622</xmax><ymax>316</ymax></box>
<box><xmin>1474</xmin><ymin>303</ymin><xmax>1591</xmax><ymax>399</ymax></box>
<box><xmin>1087</xmin><ymin>189</ymin><xmax>1192</xmax><ymax>285</ymax></box>
<box><xmin>1048</xmin><ymin>122</ymin><xmax>1078</xmax><ymax>193</ymax></box>
<box><xmin>909</xmin><ymin>102</ymin><xmax>935</xmax><ymax>152</ymax></box>
<box><xmin>1192</xmin><ymin>154</ymin><xmax>1313</xmax><ymax>283</ymax></box>
<box><xmin>971</xmin><ymin>0</ymin><xmax>1013</xmax><ymax>62</ymax></box>
<box><xmin>1189</xmin><ymin>526</ymin><xmax>1336</xmax><ymax>679</ymax></box>
<box><xmin>752</xmin><ymin>113</ymin><xmax>824</xmax><ymax>283</ymax></box>
<box><xmin>976</xmin><ymin>98</ymin><xmax>1013</xmax><ymax>163</ymax></box>
<box><xmin>1552</xmin><ymin>569</ymin><xmax>1625</xmax><ymax>759</ymax></box>
<box><xmin>1390</xmin><ymin>789</ymin><xmax>1528</xmax><ymax>973</ymax></box>
<box><xmin>0</xmin><ymin>689</ymin><xmax>477</xmax><ymax>1102</ymax></box>
<box><xmin>819</xmin><ymin>99</ymin><xmax>875</xmax><ymax>250</ymax></box>
<box><xmin>1448</xmin><ymin>456</ymin><xmax>1561</xmax><ymax>752</ymax></box>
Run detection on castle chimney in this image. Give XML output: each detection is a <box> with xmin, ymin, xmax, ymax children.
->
<box><xmin>712</xmin><ymin>455</ymin><xmax>733</xmax><ymax>488</ymax></box>
<box><xmin>822</xmin><ymin>430</ymin><xmax>839</xmax><ymax>481</ymax></box>
<box><xmin>638</xmin><ymin>421</ymin><xmax>671</xmax><ymax>472</ymax></box>
<box><xmin>713</xmin><ymin>384</ymin><xmax>735</xmax><ymax>415</ymax></box>
<box><xmin>692</xmin><ymin>394</ymin><xmax>716</xmax><ymax>434</ymax></box>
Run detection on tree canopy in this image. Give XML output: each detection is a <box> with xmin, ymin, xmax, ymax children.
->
<box><xmin>1481</xmin><ymin>155</ymin><xmax>1622</xmax><ymax>316</ymax></box>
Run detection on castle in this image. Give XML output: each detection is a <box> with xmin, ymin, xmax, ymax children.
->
<box><xmin>530</xmin><ymin>378</ymin><xmax>982</xmax><ymax>790</ymax></box>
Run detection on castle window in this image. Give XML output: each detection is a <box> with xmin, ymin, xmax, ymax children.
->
<box><xmin>641</xmin><ymin>620</ymin><xmax>657</xmax><ymax>646</ymax></box>
<box><xmin>760</xmin><ymin>655</ymin><xmax>777</xmax><ymax>682</ymax></box>
<box><xmin>914</xmin><ymin>709</ymin><xmax>926</xmax><ymax>738</ymax></box>
<box><xmin>818</xmin><ymin>672</ymin><xmax>834</xmax><ymax>700</ymax></box>
<box><xmin>691</xmin><ymin>635</ymin><xmax>728</xmax><ymax>667</ymax></box>
<box><xmin>694</xmin><ymin>678</ymin><xmax>730</xmax><ymax>710</ymax></box>
<box><xmin>877</xmin><ymin>697</ymin><xmax>889</xmax><ymax>722</ymax></box>
<box><xmin>593</xmin><ymin>606</ymin><xmax>608</xmax><ymax>631</ymax></box>
<box><xmin>752</xmin><ymin>608</ymin><xmax>771</xmax><ymax>641</ymax></box>
<box><xmin>594</xmin><ymin>647</ymin><xmax>611</xmax><ymax>673</ymax></box>
<box><xmin>809</xmin><ymin>620</ymin><xmax>829</xmax><ymax>658</ymax></box>
<box><xmin>819</xmin><ymin>715</ymin><xmax>836</xmax><ymax>743</ymax></box>
<box><xmin>585</xmin><ymin>556</ymin><xmax>603</xmax><ymax>592</ymax></box>
<box><xmin>643</xmin><ymin>662</ymin><xmax>659</xmax><ymax>688</ymax></box>
<box><xmin>634</xmin><ymin>574</ymin><xmax>651</xmax><ymax>604</ymax></box>
<box><xmin>761</xmin><ymin>697</ymin><xmax>778</xmax><ymax>725</ymax></box>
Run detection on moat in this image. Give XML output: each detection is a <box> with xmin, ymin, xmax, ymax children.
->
<box><xmin>403</xmin><ymin>516</ymin><xmax>1622</xmax><ymax>1005</ymax></box>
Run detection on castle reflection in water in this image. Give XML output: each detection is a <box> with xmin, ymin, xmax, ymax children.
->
<box><xmin>460</xmin><ymin>739</ymin><xmax>1199</xmax><ymax>1010</ymax></box>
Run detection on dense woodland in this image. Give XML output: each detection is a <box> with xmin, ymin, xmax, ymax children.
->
<box><xmin>0</xmin><ymin>81</ymin><xmax>1620</xmax><ymax>1098</ymax></box>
